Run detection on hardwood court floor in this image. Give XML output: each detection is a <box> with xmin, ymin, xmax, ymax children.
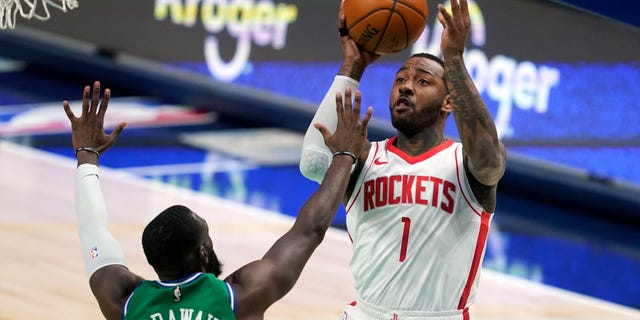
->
<box><xmin>1</xmin><ymin>141</ymin><xmax>639</xmax><ymax>320</ymax></box>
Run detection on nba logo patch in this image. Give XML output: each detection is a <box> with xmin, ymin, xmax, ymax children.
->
<box><xmin>90</xmin><ymin>246</ymin><xmax>99</xmax><ymax>259</ymax></box>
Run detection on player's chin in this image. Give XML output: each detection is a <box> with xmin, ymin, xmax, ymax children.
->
<box><xmin>390</xmin><ymin>106</ymin><xmax>411</xmax><ymax>120</ymax></box>
<box><xmin>391</xmin><ymin>115</ymin><xmax>415</xmax><ymax>132</ymax></box>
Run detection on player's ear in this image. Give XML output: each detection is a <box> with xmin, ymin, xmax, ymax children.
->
<box><xmin>441</xmin><ymin>94</ymin><xmax>453</xmax><ymax>113</ymax></box>
<box><xmin>199</xmin><ymin>245</ymin><xmax>209</xmax><ymax>264</ymax></box>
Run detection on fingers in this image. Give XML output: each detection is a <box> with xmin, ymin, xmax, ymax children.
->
<box><xmin>323</xmin><ymin>88</ymin><xmax>370</xmax><ymax>155</ymax></box>
<box><xmin>459</xmin><ymin>0</ymin><xmax>468</xmax><ymax>17</ymax></box>
<box><xmin>79</xmin><ymin>81</ymin><xmax>110</xmax><ymax>122</ymax></box>
<box><xmin>438</xmin><ymin>0</ymin><xmax>468</xmax><ymax>27</ymax></box>
<box><xmin>351</xmin><ymin>89</ymin><xmax>361</xmax><ymax>117</ymax></box>
<box><xmin>339</xmin><ymin>89</ymin><xmax>371</xmax><ymax>137</ymax></box>
<box><xmin>436</xmin><ymin>11</ymin><xmax>444</xmax><ymax>28</ymax></box>
<box><xmin>437</xmin><ymin>3</ymin><xmax>452</xmax><ymax>27</ymax></box>
<box><xmin>335</xmin><ymin>90</ymin><xmax>347</xmax><ymax>120</ymax></box>
<box><xmin>81</xmin><ymin>85</ymin><xmax>90</xmax><ymax>117</ymax></box>
<box><xmin>107</xmin><ymin>122</ymin><xmax>127</xmax><ymax>144</ymax></box>
<box><xmin>449</xmin><ymin>0</ymin><xmax>467</xmax><ymax>27</ymax></box>
<box><xmin>459</xmin><ymin>0</ymin><xmax>470</xmax><ymax>27</ymax></box>
<box><xmin>62</xmin><ymin>100</ymin><xmax>76</xmax><ymax>121</ymax></box>
<box><xmin>97</xmin><ymin>88</ymin><xmax>111</xmax><ymax>119</ymax></box>
<box><xmin>97</xmin><ymin>122</ymin><xmax>127</xmax><ymax>154</ymax></box>
<box><xmin>336</xmin><ymin>88</ymin><xmax>367</xmax><ymax>125</ymax></box>
<box><xmin>361</xmin><ymin>106</ymin><xmax>373</xmax><ymax>129</ymax></box>
<box><xmin>338</xmin><ymin>0</ymin><xmax>346</xmax><ymax>29</ymax></box>
<box><xmin>313</xmin><ymin>123</ymin><xmax>331</xmax><ymax>140</ymax></box>
<box><xmin>450</xmin><ymin>0</ymin><xmax>460</xmax><ymax>16</ymax></box>
<box><xmin>81</xmin><ymin>81</ymin><xmax>106</xmax><ymax>117</ymax></box>
<box><xmin>91</xmin><ymin>81</ymin><xmax>101</xmax><ymax>115</ymax></box>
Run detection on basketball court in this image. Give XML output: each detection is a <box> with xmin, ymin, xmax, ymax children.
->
<box><xmin>1</xmin><ymin>0</ymin><xmax>639</xmax><ymax>319</ymax></box>
<box><xmin>2</xmin><ymin>140</ymin><xmax>640</xmax><ymax>319</ymax></box>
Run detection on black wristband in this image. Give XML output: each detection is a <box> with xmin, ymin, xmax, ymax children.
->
<box><xmin>333</xmin><ymin>150</ymin><xmax>357</xmax><ymax>164</ymax></box>
<box><xmin>75</xmin><ymin>147</ymin><xmax>100</xmax><ymax>157</ymax></box>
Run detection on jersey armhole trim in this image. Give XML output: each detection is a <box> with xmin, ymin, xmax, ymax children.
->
<box><xmin>454</xmin><ymin>145</ymin><xmax>487</xmax><ymax>216</ymax></box>
<box><xmin>225</xmin><ymin>281</ymin><xmax>237</xmax><ymax>313</ymax></box>
<box><xmin>345</xmin><ymin>141</ymin><xmax>380</xmax><ymax>215</ymax></box>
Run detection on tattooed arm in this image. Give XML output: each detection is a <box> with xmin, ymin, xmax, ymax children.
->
<box><xmin>437</xmin><ymin>0</ymin><xmax>506</xmax><ymax>210</ymax></box>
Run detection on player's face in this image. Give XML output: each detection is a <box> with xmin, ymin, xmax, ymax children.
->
<box><xmin>389</xmin><ymin>57</ymin><xmax>448</xmax><ymax>136</ymax></box>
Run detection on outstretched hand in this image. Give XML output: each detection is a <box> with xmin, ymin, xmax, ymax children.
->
<box><xmin>63</xmin><ymin>81</ymin><xmax>127</xmax><ymax>164</ymax></box>
<box><xmin>437</xmin><ymin>0</ymin><xmax>470</xmax><ymax>58</ymax></box>
<box><xmin>314</xmin><ymin>86</ymin><xmax>372</xmax><ymax>161</ymax></box>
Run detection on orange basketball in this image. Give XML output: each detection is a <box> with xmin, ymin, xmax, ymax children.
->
<box><xmin>343</xmin><ymin>0</ymin><xmax>428</xmax><ymax>55</ymax></box>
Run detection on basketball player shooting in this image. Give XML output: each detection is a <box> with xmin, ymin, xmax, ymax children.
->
<box><xmin>299</xmin><ymin>0</ymin><xmax>507</xmax><ymax>319</ymax></box>
<box><xmin>64</xmin><ymin>81</ymin><xmax>372</xmax><ymax>320</ymax></box>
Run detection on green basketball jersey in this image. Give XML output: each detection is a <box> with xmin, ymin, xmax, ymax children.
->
<box><xmin>124</xmin><ymin>272</ymin><xmax>236</xmax><ymax>320</ymax></box>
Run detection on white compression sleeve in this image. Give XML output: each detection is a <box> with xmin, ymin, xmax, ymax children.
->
<box><xmin>300</xmin><ymin>75</ymin><xmax>359</xmax><ymax>183</ymax></box>
<box><xmin>75</xmin><ymin>164</ymin><xmax>127</xmax><ymax>279</ymax></box>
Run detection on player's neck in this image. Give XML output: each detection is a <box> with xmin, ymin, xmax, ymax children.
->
<box><xmin>395</xmin><ymin>130</ymin><xmax>445</xmax><ymax>156</ymax></box>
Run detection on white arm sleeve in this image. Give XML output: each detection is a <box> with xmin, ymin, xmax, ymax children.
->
<box><xmin>75</xmin><ymin>164</ymin><xmax>127</xmax><ymax>279</ymax></box>
<box><xmin>300</xmin><ymin>75</ymin><xmax>359</xmax><ymax>183</ymax></box>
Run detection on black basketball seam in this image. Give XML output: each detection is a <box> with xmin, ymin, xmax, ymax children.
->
<box><xmin>371</xmin><ymin>1</ymin><xmax>397</xmax><ymax>54</ymax></box>
<box><xmin>399</xmin><ymin>11</ymin><xmax>410</xmax><ymax>51</ymax></box>
<box><xmin>346</xmin><ymin>8</ymin><xmax>392</xmax><ymax>30</ymax></box>
<box><xmin>394</xmin><ymin>0</ymin><xmax>427</xmax><ymax>52</ymax></box>
<box><xmin>396</xmin><ymin>0</ymin><xmax>428</xmax><ymax>18</ymax></box>
<box><xmin>346</xmin><ymin>8</ymin><xmax>393</xmax><ymax>53</ymax></box>
<box><xmin>346</xmin><ymin>0</ymin><xmax>426</xmax><ymax>54</ymax></box>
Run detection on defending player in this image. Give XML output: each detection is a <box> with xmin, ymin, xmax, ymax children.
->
<box><xmin>65</xmin><ymin>81</ymin><xmax>372</xmax><ymax>319</ymax></box>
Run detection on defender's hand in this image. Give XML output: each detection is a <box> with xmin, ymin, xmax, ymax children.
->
<box><xmin>63</xmin><ymin>81</ymin><xmax>127</xmax><ymax>163</ymax></box>
<box><xmin>314</xmin><ymin>86</ymin><xmax>372</xmax><ymax>159</ymax></box>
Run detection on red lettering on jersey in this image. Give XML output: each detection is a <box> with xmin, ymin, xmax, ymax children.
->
<box><xmin>364</xmin><ymin>180</ymin><xmax>375</xmax><ymax>211</ymax></box>
<box><xmin>361</xmin><ymin>174</ymin><xmax>456</xmax><ymax>214</ymax></box>
<box><xmin>414</xmin><ymin>176</ymin><xmax>429</xmax><ymax>205</ymax></box>
<box><xmin>441</xmin><ymin>180</ymin><xmax>456</xmax><ymax>213</ymax></box>
<box><xmin>401</xmin><ymin>175</ymin><xmax>414</xmax><ymax>203</ymax></box>
<box><xmin>375</xmin><ymin>177</ymin><xmax>388</xmax><ymax>207</ymax></box>
<box><xmin>389</xmin><ymin>175</ymin><xmax>402</xmax><ymax>205</ymax></box>
<box><xmin>430</xmin><ymin>177</ymin><xmax>443</xmax><ymax>207</ymax></box>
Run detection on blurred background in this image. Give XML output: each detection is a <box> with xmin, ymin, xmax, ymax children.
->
<box><xmin>1</xmin><ymin>0</ymin><xmax>639</xmax><ymax>312</ymax></box>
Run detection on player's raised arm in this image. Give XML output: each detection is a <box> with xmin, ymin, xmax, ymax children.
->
<box><xmin>227</xmin><ymin>88</ymin><xmax>372</xmax><ymax>319</ymax></box>
<box><xmin>64</xmin><ymin>81</ymin><xmax>142</xmax><ymax>320</ymax></box>
<box><xmin>299</xmin><ymin>0</ymin><xmax>379</xmax><ymax>184</ymax></box>
<box><xmin>437</xmin><ymin>0</ymin><xmax>506</xmax><ymax>190</ymax></box>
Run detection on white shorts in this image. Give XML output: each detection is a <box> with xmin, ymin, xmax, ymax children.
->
<box><xmin>339</xmin><ymin>299</ymin><xmax>470</xmax><ymax>320</ymax></box>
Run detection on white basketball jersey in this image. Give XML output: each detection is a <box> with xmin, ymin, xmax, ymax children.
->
<box><xmin>345</xmin><ymin>138</ymin><xmax>492</xmax><ymax>314</ymax></box>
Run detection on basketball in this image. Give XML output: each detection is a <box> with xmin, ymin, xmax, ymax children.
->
<box><xmin>343</xmin><ymin>0</ymin><xmax>428</xmax><ymax>55</ymax></box>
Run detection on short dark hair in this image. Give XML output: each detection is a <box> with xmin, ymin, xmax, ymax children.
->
<box><xmin>409</xmin><ymin>52</ymin><xmax>445</xmax><ymax>69</ymax></box>
<box><xmin>142</xmin><ymin>205</ymin><xmax>205</xmax><ymax>272</ymax></box>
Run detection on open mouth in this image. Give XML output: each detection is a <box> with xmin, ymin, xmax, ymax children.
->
<box><xmin>394</xmin><ymin>97</ymin><xmax>411</xmax><ymax>112</ymax></box>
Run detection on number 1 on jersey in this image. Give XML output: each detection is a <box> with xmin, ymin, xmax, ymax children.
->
<box><xmin>399</xmin><ymin>217</ymin><xmax>411</xmax><ymax>262</ymax></box>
